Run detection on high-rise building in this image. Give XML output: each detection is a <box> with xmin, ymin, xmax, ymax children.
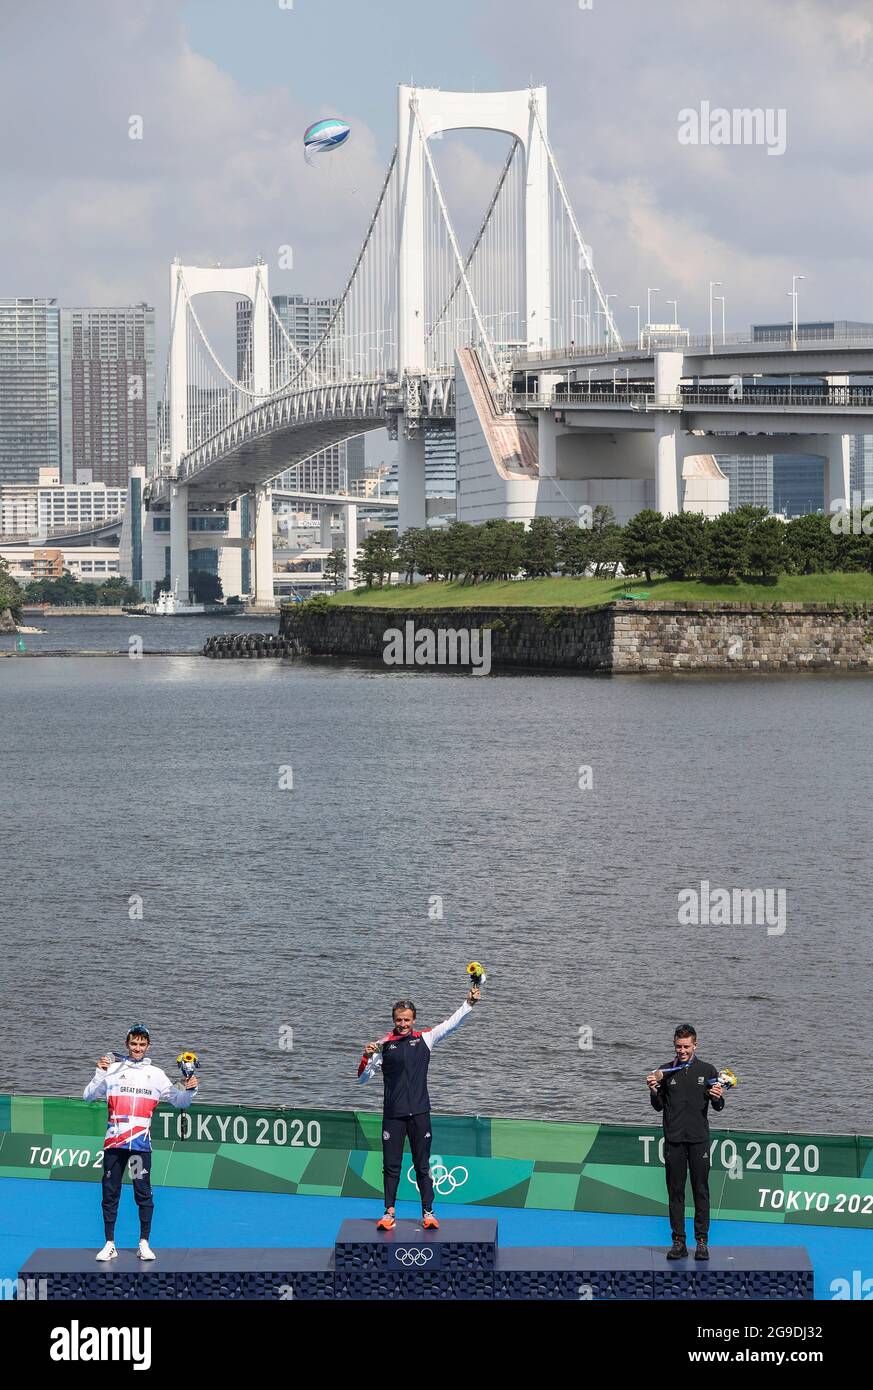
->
<box><xmin>236</xmin><ymin>293</ymin><xmax>359</xmax><ymax>495</ymax></box>
<box><xmin>716</xmin><ymin>455</ymin><xmax>774</xmax><ymax>511</ymax></box>
<box><xmin>383</xmin><ymin>427</ymin><xmax>457</xmax><ymax>505</ymax></box>
<box><xmin>0</xmin><ymin>297</ymin><xmax>61</xmax><ymax>487</ymax></box>
<box><xmin>772</xmin><ymin>456</ymin><xmax>824</xmax><ymax>516</ymax></box>
<box><xmin>424</xmin><ymin>426</ymin><xmax>456</xmax><ymax>496</ymax></box>
<box><xmin>850</xmin><ymin>434</ymin><xmax>873</xmax><ymax>505</ymax></box>
<box><xmin>59</xmin><ymin>304</ymin><xmax>156</xmax><ymax>487</ymax></box>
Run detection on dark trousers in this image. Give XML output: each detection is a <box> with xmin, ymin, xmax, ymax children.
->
<box><xmin>382</xmin><ymin>1113</ymin><xmax>434</xmax><ymax>1211</ymax></box>
<box><xmin>665</xmin><ymin>1140</ymin><xmax>711</xmax><ymax>1240</ymax></box>
<box><xmin>102</xmin><ymin>1149</ymin><xmax>153</xmax><ymax>1240</ymax></box>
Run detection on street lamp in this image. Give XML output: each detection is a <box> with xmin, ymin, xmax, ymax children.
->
<box><xmin>709</xmin><ymin>281</ymin><xmax>723</xmax><ymax>354</ymax></box>
<box><xmin>647</xmin><ymin>287</ymin><xmax>660</xmax><ymax>328</ymax></box>
<box><xmin>715</xmin><ymin>295</ymin><xmax>726</xmax><ymax>345</ymax></box>
<box><xmin>596</xmin><ymin>296</ymin><xmax>618</xmax><ymax>350</ymax></box>
<box><xmin>628</xmin><ymin>304</ymin><xmax>641</xmax><ymax>350</ymax></box>
<box><xmin>666</xmin><ymin>298</ymin><xmax>678</xmax><ymax>326</ymax></box>
<box><xmin>789</xmin><ymin>274</ymin><xmax>806</xmax><ymax>347</ymax></box>
<box><xmin>571</xmin><ymin>298</ymin><xmax>590</xmax><ymax>347</ymax></box>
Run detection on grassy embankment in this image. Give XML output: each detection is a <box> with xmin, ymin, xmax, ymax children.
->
<box><xmin>324</xmin><ymin>573</ymin><xmax>873</xmax><ymax>609</ymax></box>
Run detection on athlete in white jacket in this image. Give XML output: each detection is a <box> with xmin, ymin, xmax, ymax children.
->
<box><xmin>83</xmin><ymin>1023</ymin><xmax>198</xmax><ymax>1261</ymax></box>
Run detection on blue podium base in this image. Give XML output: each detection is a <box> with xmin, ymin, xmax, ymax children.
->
<box><xmin>19</xmin><ymin>1220</ymin><xmax>813</xmax><ymax>1300</ymax></box>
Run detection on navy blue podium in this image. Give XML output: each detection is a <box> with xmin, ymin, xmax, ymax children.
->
<box><xmin>18</xmin><ymin>1219</ymin><xmax>813</xmax><ymax>1300</ymax></box>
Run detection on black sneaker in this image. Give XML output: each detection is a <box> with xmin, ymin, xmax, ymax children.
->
<box><xmin>666</xmin><ymin>1237</ymin><xmax>688</xmax><ymax>1260</ymax></box>
<box><xmin>694</xmin><ymin>1239</ymin><xmax>710</xmax><ymax>1260</ymax></box>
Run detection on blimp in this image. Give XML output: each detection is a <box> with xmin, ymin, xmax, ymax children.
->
<box><xmin>303</xmin><ymin>118</ymin><xmax>351</xmax><ymax>165</ymax></box>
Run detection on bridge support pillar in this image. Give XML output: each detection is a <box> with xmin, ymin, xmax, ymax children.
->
<box><xmin>170</xmin><ymin>483</ymin><xmax>189</xmax><ymax>601</ymax></box>
<box><xmin>538</xmin><ymin>411</ymin><xmax>560</xmax><ymax>478</ymax></box>
<box><xmin>653</xmin><ymin>353</ymin><xmax>684</xmax><ymax>516</ymax></box>
<box><xmin>220</xmin><ymin>500</ymin><xmax>243</xmax><ymax>601</ymax></box>
<box><xmin>823</xmin><ymin>433</ymin><xmax>851</xmax><ymax>512</ymax></box>
<box><xmin>251</xmin><ymin>485</ymin><xmax>274</xmax><ymax>606</ymax></box>
<box><xmin>320</xmin><ymin>510</ymin><xmax>334</xmax><ymax>550</ymax></box>
<box><xmin>344</xmin><ymin>503</ymin><xmax>359</xmax><ymax>588</ymax></box>
<box><xmin>397</xmin><ymin>431</ymin><xmax>427</xmax><ymax>532</ymax></box>
<box><xmin>654</xmin><ymin>415</ymin><xmax>680</xmax><ymax>516</ymax></box>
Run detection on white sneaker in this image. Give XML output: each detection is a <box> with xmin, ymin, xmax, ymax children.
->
<box><xmin>137</xmin><ymin>1239</ymin><xmax>156</xmax><ymax>1261</ymax></box>
<box><xmin>95</xmin><ymin>1241</ymin><xmax>117</xmax><ymax>1261</ymax></box>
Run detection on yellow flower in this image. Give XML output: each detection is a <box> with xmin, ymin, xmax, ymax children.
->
<box><xmin>177</xmin><ymin>1051</ymin><xmax>197</xmax><ymax>1065</ymax></box>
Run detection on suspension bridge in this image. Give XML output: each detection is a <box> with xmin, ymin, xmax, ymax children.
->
<box><xmin>135</xmin><ymin>84</ymin><xmax>620</xmax><ymax>601</ymax></box>
<box><xmin>129</xmin><ymin>83</ymin><xmax>873</xmax><ymax>603</ymax></box>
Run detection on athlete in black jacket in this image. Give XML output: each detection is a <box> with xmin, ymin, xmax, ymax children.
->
<box><xmin>358</xmin><ymin>986</ymin><xmax>480</xmax><ymax>1230</ymax></box>
<box><xmin>647</xmin><ymin>1023</ymin><xmax>727</xmax><ymax>1261</ymax></box>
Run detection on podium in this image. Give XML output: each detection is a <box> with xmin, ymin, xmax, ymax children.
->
<box><xmin>18</xmin><ymin>1219</ymin><xmax>813</xmax><ymax>1300</ymax></box>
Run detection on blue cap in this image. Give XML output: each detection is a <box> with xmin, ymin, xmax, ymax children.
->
<box><xmin>126</xmin><ymin>1023</ymin><xmax>150</xmax><ymax>1041</ymax></box>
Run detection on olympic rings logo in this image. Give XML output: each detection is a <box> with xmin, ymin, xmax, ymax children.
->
<box><xmin>394</xmin><ymin>1247</ymin><xmax>434</xmax><ymax>1267</ymax></box>
<box><xmin>406</xmin><ymin>1160</ymin><xmax>469</xmax><ymax>1195</ymax></box>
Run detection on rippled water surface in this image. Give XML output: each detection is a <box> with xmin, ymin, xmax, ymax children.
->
<box><xmin>1</xmin><ymin>653</ymin><xmax>870</xmax><ymax>1134</ymax></box>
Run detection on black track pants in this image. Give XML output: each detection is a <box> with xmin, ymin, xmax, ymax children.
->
<box><xmin>102</xmin><ymin>1149</ymin><xmax>154</xmax><ymax>1240</ymax></box>
<box><xmin>665</xmin><ymin>1140</ymin><xmax>711</xmax><ymax>1240</ymax></box>
<box><xmin>382</xmin><ymin>1113</ymin><xmax>434</xmax><ymax>1211</ymax></box>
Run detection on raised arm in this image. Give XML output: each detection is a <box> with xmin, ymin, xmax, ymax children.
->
<box><xmin>423</xmin><ymin>999</ymin><xmax>473</xmax><ymax>1051</ymax></box>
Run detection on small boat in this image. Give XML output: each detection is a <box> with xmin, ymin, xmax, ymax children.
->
<box><xmin>123</xmin><ymin>578</ymin><xmax>231</xmax><ymax>617</ymax></box>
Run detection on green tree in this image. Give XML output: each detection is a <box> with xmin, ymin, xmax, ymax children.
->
<box><xmin>441</xmin><ymin>522</ymin><xmax>477</xmax><ymax>581</ymax></box>
<box><xmin>25</xmin><ymin>571</ymin><xmax>83</xmax><ymax>605</ymax></box>
<box><xmin>555</xmin><ymin>516</ymin><xmax>592</xmax><ymax>576</ymax></box>
<box><xmin>395</xmin><ymin>528</ymin><xmax>429</xmax><ymax>584</ymax></box>
<box><xmin>323</xmin><ymin>546</ymin><xmax>346</xmax><ymax>591</ymax></box>
<box><xmin>353</xmin><ymin>529</ymin><xmax>397</xmax><ymax>588</ymax></box>
<box><xmin>522</xmin><ymin>517</ymin><xmax>558</xmax><ymax>578</ymax></box>
<box><xmin>97</xmin><ymin>576</ymin><xmax>142</xmax><ymax>605</ymax></box>
<box><xmin>703</xmin><ymin>506</ymin><xmax>761</xmax><ymax>579</ymax></box>
<box><xmin>784</xmin><ymin>513</ymin><xmax>839</xmax><ymax>575</ymax></box>
<box><xmin>0</xmin><ymin>555</ymin><xmax>24</xmax><ymax>621</ymax></box>
<box><xmin>747</xmin><ymin>516</ymin><xmax>787</xmax><ymax>578</ymax></box>
<box><xmin>189</xmin><ymin>569</ymin><xmax>223</xmax><ymax>603</ymax></box>
<box><xmin>658</xmin><ymin>511</ymin><xmax>707</xmax><ymax>579</ymax></box>
<box><xmin>620</xmin><ymin>509</ymin><xmax>663</xmax><ymax>582</ymax></box>
<box><xmin>477</xmin><ymin>519</ymin><xmax>526</xmax><ymax>581</ymax></box>
<box><xmin>588</xmin><ymin>505</ymin><xmax>622</xmax><ymax>578</ymax></box>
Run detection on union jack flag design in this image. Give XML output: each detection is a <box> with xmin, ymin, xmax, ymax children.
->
<box><xmin>83</xmin><ymin>1057</ymin><xmax>196</xmax><ymax>1152</ymax></box>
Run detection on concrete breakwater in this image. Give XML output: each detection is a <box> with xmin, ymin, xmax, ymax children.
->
<box><xmin>276</xmin><ymin>599</ymin><xmax>873</xmax><ymax>674</ymax></box>
<box><xmin>203</xmin><ymin>632</ymin><xmax>293</xmax><ymax>659</ymax></box>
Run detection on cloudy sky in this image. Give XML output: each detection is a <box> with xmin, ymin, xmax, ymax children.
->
<box><xmin>2</xmin><ymin>0</ymin><xmax>871</xmax><ymax>365</ymax></box>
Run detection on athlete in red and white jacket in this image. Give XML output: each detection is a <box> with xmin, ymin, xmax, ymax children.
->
<box><xmin>84</xmin><ymin>1050</ymin><xmax>195</xmax><ymax>1151</ymax></box>
<box><xmin>83</xmin><ymin>1023</ymin><xmax>198</xmax><ymax>1262</ymax></box>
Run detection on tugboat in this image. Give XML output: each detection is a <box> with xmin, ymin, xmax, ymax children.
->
<box><xmin>123</xmin><ymin>578</ymin><xmax>235</xmax><ymax>617</ymax></box>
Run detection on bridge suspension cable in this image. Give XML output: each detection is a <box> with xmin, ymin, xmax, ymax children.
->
<box><xmin>413</xmin><ymin>102</ymin><xmax>503</xmax><ymax>387</ymax></box>
<box><xmin>271</xmin><ymin>151</ymin><xmax>399</xmax><ymax>393</ymax></box>
<box><xmin>529</xmin><ymin>92</ymin><xmax>623</xmax><ymax>351</ymax></box>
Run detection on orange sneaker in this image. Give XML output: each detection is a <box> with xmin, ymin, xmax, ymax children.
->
<box><xmin>422</xmin><ymin>1212</ymin><xmax>439</xmax><ymax>1230</ymax></box>
<box><xmin>376</xmin><ymin>1212</ymin><xmax>396</xmax><ymax>1230</ymax></box>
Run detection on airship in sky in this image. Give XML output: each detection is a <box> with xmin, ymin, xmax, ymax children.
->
<box><xmin>303</xmin><ymin>118</ymin><xmax>351</xmax><ymax>165</ymax></box>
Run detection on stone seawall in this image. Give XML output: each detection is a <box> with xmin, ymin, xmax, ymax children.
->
<box><xmin>277</xmin><ymin>599</ymin><xmax>873</xmax><ymax>674</ymax></box>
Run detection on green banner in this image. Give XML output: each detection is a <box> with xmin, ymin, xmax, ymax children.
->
<box><xmin>1</xmin><ymin>1095</ymin><xmax>871</xmax><ymax>1228</ymax></box>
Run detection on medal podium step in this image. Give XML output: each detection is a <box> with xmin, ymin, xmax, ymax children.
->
<box><xmin>18</xmin><ymin>1229</ymin><xmax>813</xmax><ymax>1300</ymax></box>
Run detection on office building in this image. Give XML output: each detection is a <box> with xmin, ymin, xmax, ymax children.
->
<box><xmin>0</xmin><ymin>297</ymin><xmax>61</xmax><ymax>487</ymax></box>
<box><xmin>0</xmin><ymin>467</ymin><xmax>126</xmax><ymax>537</ymax></box>
<box><xmin>59</xmin><ymin>304</ymin><xmax>156</xmax><ymax>486</ymax></box>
